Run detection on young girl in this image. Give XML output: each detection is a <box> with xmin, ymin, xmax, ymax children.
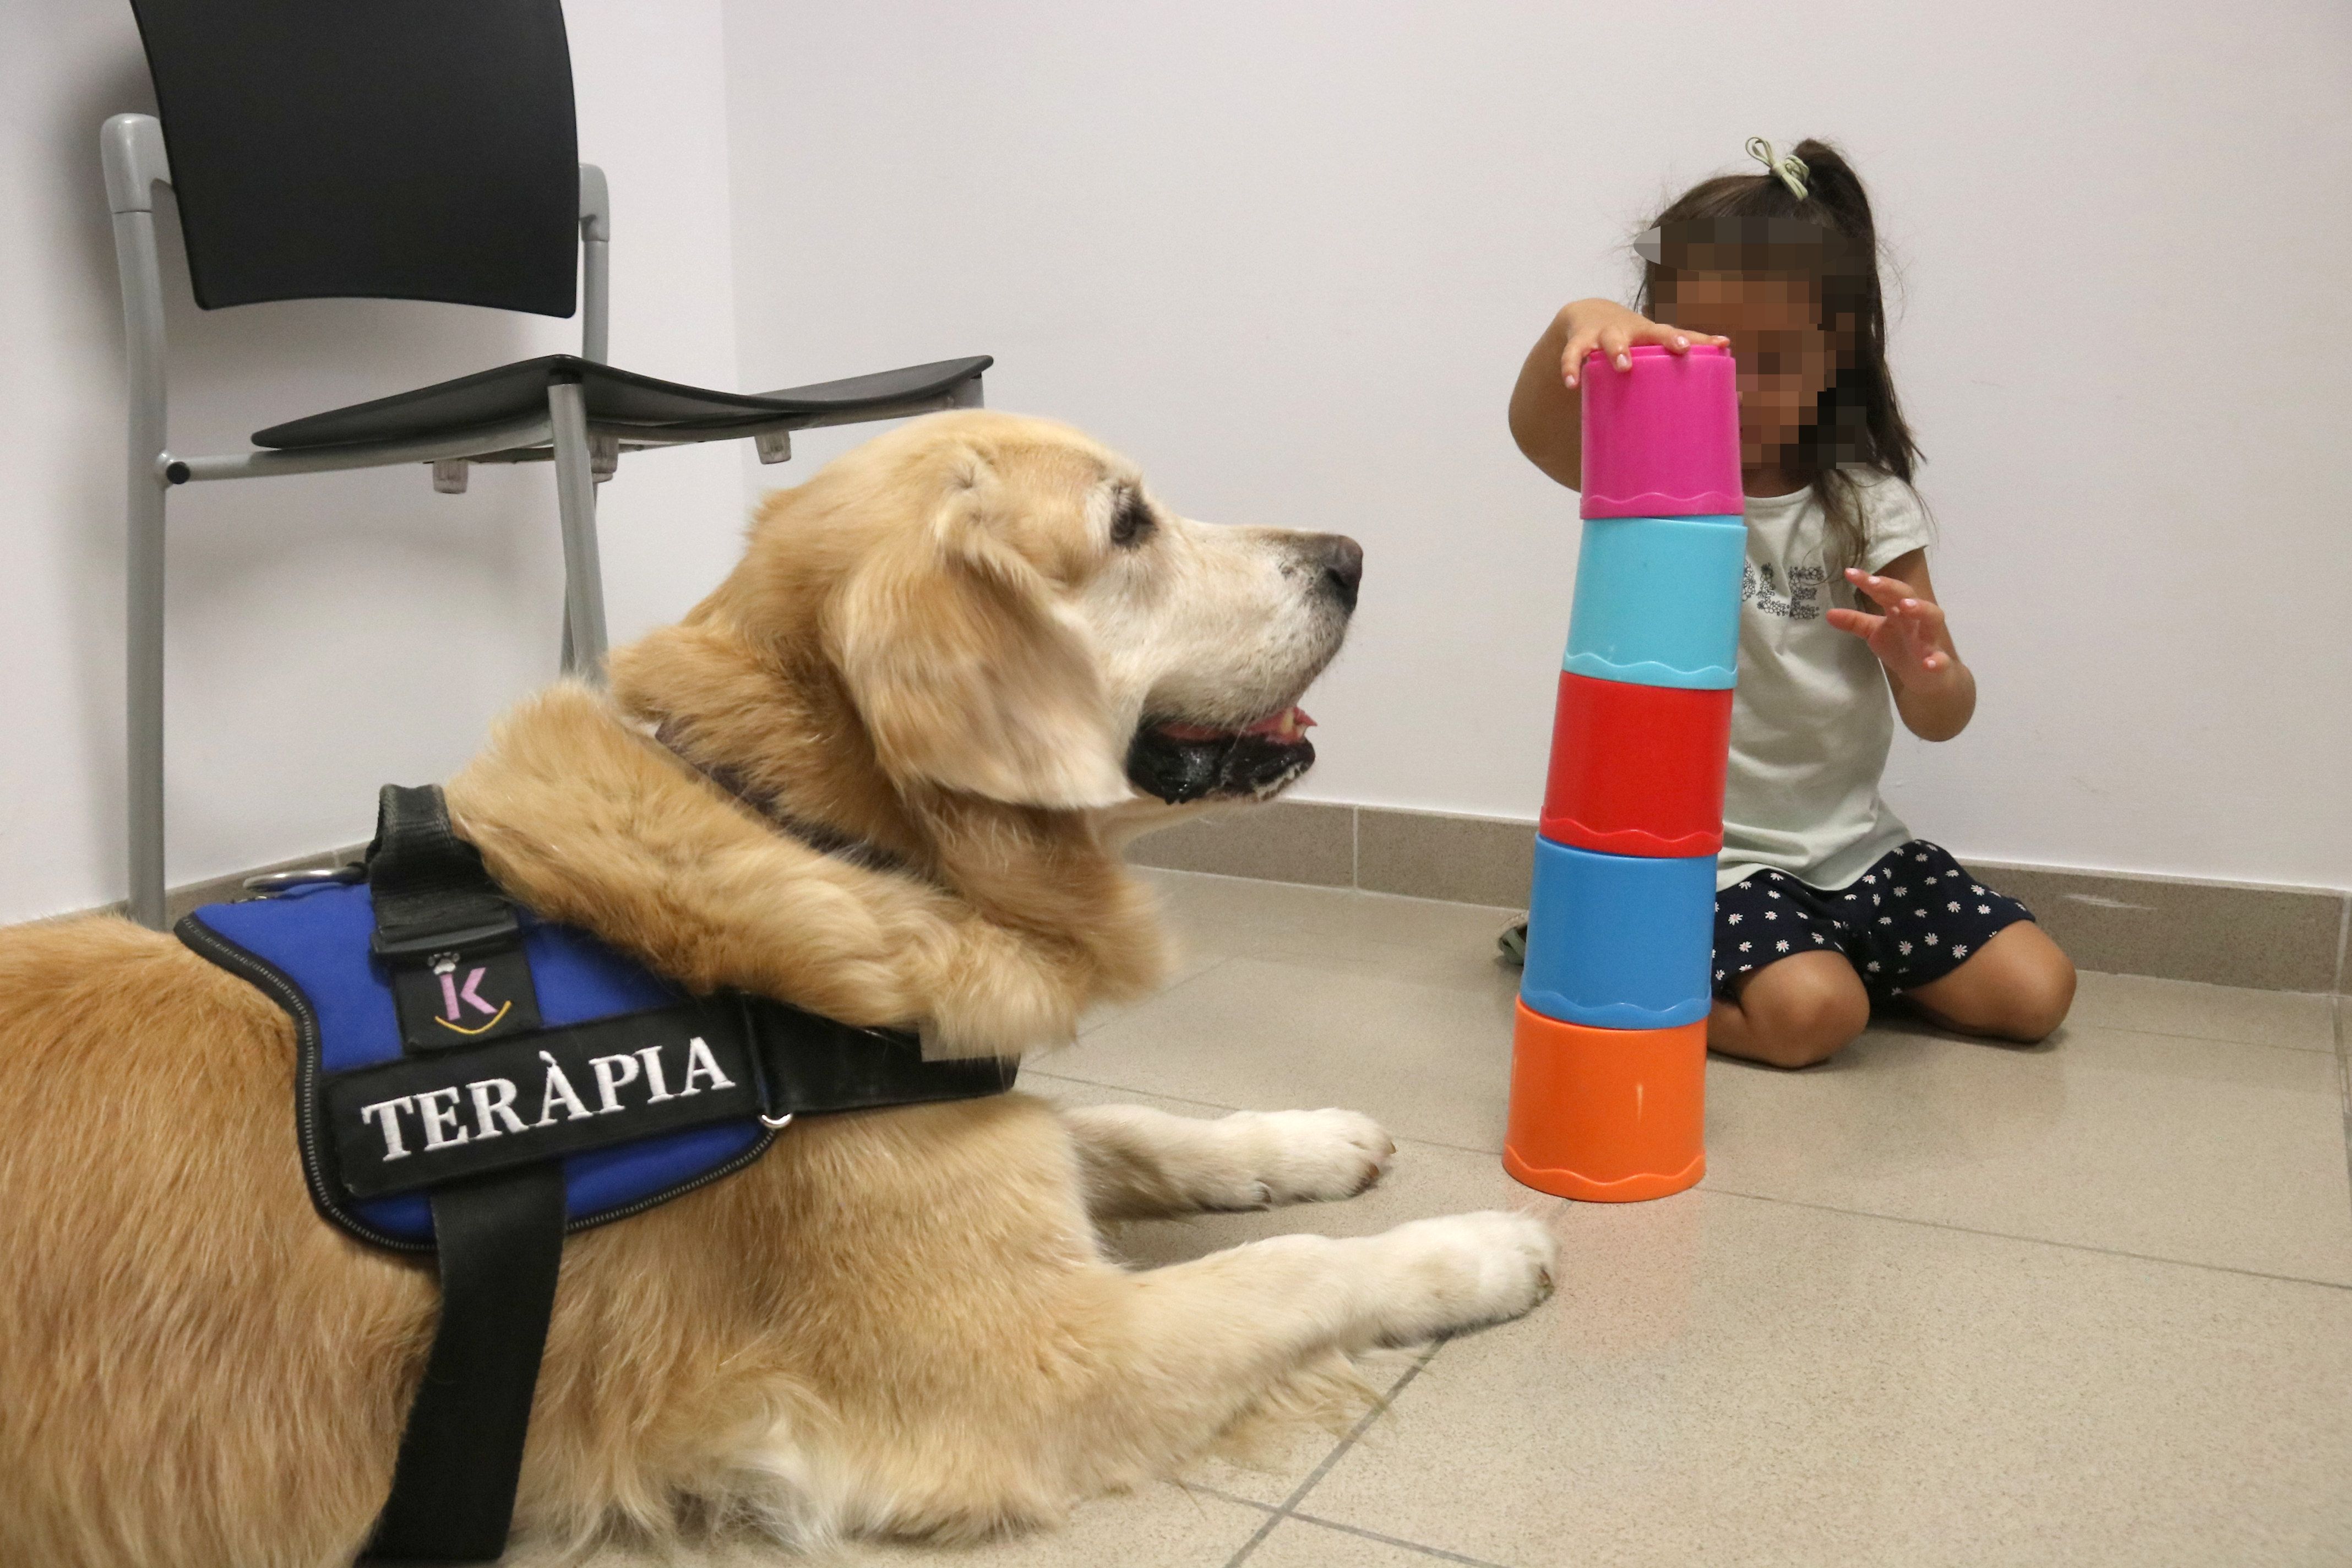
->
<box><xmin>1506</xmin><ymin>138</ymin><xmax>2075</xmax><ymax>1069</ymax></box>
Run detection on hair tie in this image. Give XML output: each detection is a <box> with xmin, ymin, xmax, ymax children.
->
<box><xmin>1746</xmin><ymin>137</ymin><xmax>1810</xmax><ymax>201</ymax></box>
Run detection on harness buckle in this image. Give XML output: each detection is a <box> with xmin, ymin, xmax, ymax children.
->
<box><xmin>371</xmin><ymin>918</ymin><xmax>524</xmax><ymax>961</ymax></box>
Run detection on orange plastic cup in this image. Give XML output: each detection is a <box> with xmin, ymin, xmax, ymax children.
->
<box><xmin>1503</xmin><ymin>1001</ymin><xmax>1705</xmax><ymax>1202</ymax></box>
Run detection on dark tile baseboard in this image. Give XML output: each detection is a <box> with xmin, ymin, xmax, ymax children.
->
<box><xmin>1126</xmin><ymin>801</ymin><xmax>1358</xmax><ymax>889</ymax></box>
<box><xmin>1129</xmin><ymin>802</ymin><xmax>2352</xmax><ymax>995</ymax></box>
<box><xmin>1965</xmin><ymin>861</ymin><xmax>2345</xmax><ymax>995</ymax></box>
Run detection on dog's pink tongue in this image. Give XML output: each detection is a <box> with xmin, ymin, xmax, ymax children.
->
<box><xmin>1154</xmin><ymin>707</ymin><xmax>1315</xmax><ymax>744</ymax></box>
<box><xmin>1242</xmin><ymin>707</ymin><xmax>1315</xmax><ymax>741</ymax></box>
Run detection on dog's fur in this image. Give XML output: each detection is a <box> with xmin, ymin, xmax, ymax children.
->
<box><xmin>0</xmin><ymin>412</ymin><xmax>1554</xmax><ymax>1567</ymax></box>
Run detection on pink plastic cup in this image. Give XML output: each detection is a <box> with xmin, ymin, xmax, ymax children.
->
<box><xmin>1578</xmin><ymin>344</ymin><xmax>1741</xmax><ymax>520</ymax></box>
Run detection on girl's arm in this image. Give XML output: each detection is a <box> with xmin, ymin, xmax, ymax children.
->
<box><xmin>1509</xmin><ymin>301</ymin><xmax>1724</xmax><ymax>489</ymax></box>
<box><xmin>1509</xmin><ymin>311</ymin><xmax>1586</xmax><ymax>488</ymax></box>
<box><xmin>1829</xmin><ymin>549</ymin><xmax>1977</xmax><ymax>742</ymax></box>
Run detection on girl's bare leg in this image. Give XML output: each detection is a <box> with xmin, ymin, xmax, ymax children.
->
<box><xmin>1902</xmin><ymin>922</ymin><xmax>2076</xmax><ymax>1042</ymax></box>
<box><xmin>1707</xmin><ymin>951</ymin><xmax>1872</xmax><ymax>1069</ymax></box>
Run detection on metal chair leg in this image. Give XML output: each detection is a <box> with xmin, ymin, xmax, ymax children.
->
<box><xmin>547</xmin><ymin>382</ymin><xmax>608</xmax><ymax>680</ymax></box>
<box><xmin>127</xmin><ymin>465</ymin><xmax>168</xmax><ymax>929</ymax></box>
<box><xmin>111</xmin><ymin>187</ymin><xmax>173</xmax><ymax>930</ymax></box>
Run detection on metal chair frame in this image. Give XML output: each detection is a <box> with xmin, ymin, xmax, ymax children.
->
<box><xmin>102</xmin><ymin>112</ymin><xmax>981</xmax><ymax>928</ymax></box>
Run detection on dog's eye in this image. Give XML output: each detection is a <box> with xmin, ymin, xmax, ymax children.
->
<box><xmin>1110</xmin><ymin>493</ymin><xmax>1157</xmax><ymax>548</ymax></box>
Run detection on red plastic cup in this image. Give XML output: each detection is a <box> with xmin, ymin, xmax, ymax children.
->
<box><xmin>1578</xmin><ymin>344</ymin><xmax>1741</xmax><ymax>520</ymax></box>
<box><xmin>1540</xmin><ymin>672</ymin><xmax>1733</xmax><ymax>857</ymax></box>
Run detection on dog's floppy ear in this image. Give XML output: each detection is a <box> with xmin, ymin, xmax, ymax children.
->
<box><xmin>828</xmin><ymin>463</ymin><xmax>1133</xmax><ymax>810</ymax></box>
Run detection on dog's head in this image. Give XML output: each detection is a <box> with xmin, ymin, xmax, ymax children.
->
<box><xmin>673</xmin><ymin>411</ymin><xmax>1359</xmax><ymax>815</ymax></box>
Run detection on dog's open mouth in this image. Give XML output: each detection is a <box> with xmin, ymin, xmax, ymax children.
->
<box><xmin>1125</xmin><ymin>706</ymin><xmax>1317</xmax><ymax>805</ymax></box>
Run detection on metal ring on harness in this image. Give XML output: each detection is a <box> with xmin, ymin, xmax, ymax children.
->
<box><xmin>759</xmin><ymin>1111</ymin><xmax>795</xmax><ymax>1130</ymax></box>
<box><xmin>243</xmin><ymin>863</ymin><xmax>367</xmax><ymax>892</ymax></box>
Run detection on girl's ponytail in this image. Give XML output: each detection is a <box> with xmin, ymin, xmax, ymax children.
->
<box><xmin>1788</xmin><ymin>140</ymin><xmax>1875</xmax><ymax>247</ymax></box>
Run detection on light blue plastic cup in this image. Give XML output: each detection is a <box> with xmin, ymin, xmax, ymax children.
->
<box><xmin>1520</xmin><ymin>836</ymin><xmax>1716</xmax><ymax>1029</ymax></box>
<box><xmin>1562</xmin><ymin>515</ymin><xmax>1746</xmax><ymax>690</ymax></box>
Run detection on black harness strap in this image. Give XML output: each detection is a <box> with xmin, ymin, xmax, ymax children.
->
<box><xmin>750</xmin><ymin>1002</ymin><xmax>1016</xmax><ymax>1114</ymax></box>
<box><xmin>367</xmin><ymin>785</ymin><xmax>521</xmax><ymax>960</ymax></box>
<box><xmin>365</xmin><ymin>1169</ymin><xmax>565</xmax><ymax>1564</ymax></box>
<box><xmin>362</xmin><ymin>787</ymin><xmax>564</xmax><ymax>1566</ymax></box>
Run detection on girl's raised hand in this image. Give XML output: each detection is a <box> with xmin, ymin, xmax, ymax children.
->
<box><xmin>1555</xmin><ymin>300</ymin><xmax>1730</xmax><ymax>388</ymax></box>
<box><xmin>1827</xmin><ymin>567</ymin><xmax>1959</xmax><ymax>690</ymax></box>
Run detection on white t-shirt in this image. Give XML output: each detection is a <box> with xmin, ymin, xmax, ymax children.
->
<box><xmin>1718</xmin><ymin>467</ymin><xmax>1934</xmax><ymax>891</ymax></box>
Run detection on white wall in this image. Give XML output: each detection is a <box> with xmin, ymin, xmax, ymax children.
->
<box><xmin>0</xmin><ymin>0</ymin><xmax>743</xmax><ymax>923</ymax></box>
<box><xmin>8</xmin><ymin>2</ymin><xmax>2347</xmax><ymax>924</ymax></box>
<box><xmin>722</xmin><ymin>0</ymin><xmax>2352</xmax><ymax>892</ymax></box>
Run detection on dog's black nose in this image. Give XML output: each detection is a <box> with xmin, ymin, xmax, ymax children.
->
<box><xmin>1317</xmin><ymin>534</ymin><xmax>1364</xmax><ymax>612</ymax></box>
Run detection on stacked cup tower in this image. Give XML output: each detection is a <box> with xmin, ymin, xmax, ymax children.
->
<box><xmin>1504</xmin><ymin>344</ymin><xmax>1744</xmax><ymax>1202</ymax></box>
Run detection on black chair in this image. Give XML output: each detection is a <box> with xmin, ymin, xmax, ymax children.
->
<box><xmin>105</xmin><ymin>0</ymin><xmax>989</xmax><ymax>928</ymax></box>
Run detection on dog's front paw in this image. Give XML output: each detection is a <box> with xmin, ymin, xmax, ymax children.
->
<box><xmin>1369</xmin><ymin>1211</ymin><xmax>1557</xmax><ymax>1344</ymax></box>
<box><xmin>1211</xmin><ymin>1108</ymin><xmax>1396</xmax><ymax>1209</ymax></box>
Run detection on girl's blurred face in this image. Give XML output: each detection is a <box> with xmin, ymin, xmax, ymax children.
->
<box><xmin>1654</xmin><ymin>273</ymin><xmax>1837</xmax><ymax>475</ymax></box>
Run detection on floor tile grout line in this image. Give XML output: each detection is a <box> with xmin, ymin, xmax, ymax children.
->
<box><xmin>1027</xmin><ymin>1081</ymin><xmax>1512</xmax><ymax>1170</ymax></box>
<box><xmin>2334</xmin><ymin>994</ymin><xmax>2350</xmax><ymax>1238</ymax></box>
<box><xmin>1182</xmin><ymin>1481</ymin><xmax>1282</xmax><ymax>1514</ymax></box>
<box><xmin>1861</xmin><ymin>1016</ymin><xmax>2335</xmax><ymax>1056</ymax></box>
<box><xmin>2046</xmin><ymin>1020</ymin><xmax>2341</xmax><ymax>1055</ymax></box>
<box><xmin>1218</xmin><ymin>1490</ymin><xmax>1296</xmax><ymax>1561</ymax></box>
<box><xmin>1020</xmin><ymin>1078</ymin><xmax>2350</xmax><ymax>1292</ymax></box>
<box><xmin>1091</xmin><ymin>963</ymin><xmax>2334</xmax><ymax>1060</ymax></box>
<box><xmin>2334</xmin><ymin>894</ymin><xmax>2350</xmax><ymax>996</ymax></box>
<box><xmin>1035</xmin><ymin>1054</ymin><xmax>2346</xmax><ymax>1299</ymax></box>
<box><xmin>1222</xmin><ymin>1345</ymin><xmax>1442</xmax><ymax>1567</ymax></box>
<box><xmin>1070</xmin><ymin>954</ymin><xmax>1243</xmax><ymax>1041</ymax></box>
<box><xmin>1702</xmin><ymin>1184</ymin><xmax>2352</xmax><ymax>1291</ymax></box>
<box><xmin>1282</xmin><ymin>1510</ymin><xmax>1521</xmax><ymax>1568</ymax></box>
<box><xmin>1135</xmin><ymin>863</ymin><xmax>1522</xmax><ymax>918</ymax></box>
<box><xmin>1135</xmin><ymin>864</ymin><xmax>2349</xmax><ymax>995</ymax></box>
<box><xmin>1020</xmin><ymin>1071</ymin><xmax>1247</xmax><ymax>1116</ymax></box>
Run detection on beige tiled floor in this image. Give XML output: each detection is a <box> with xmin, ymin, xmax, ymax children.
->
<box><xmin>587</xmin><ymin>870</ymin><xmax>2352</xmax><ymax>1568</ymax></box>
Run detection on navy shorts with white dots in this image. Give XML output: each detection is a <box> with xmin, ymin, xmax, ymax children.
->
<box><xmin>1712</xmin><ymin>840</ymin><xmax>2035</xmax><ymax>1004</ymax></box>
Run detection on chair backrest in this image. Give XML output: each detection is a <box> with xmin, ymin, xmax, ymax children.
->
<box><xmin>127</xmin><ymin>0</ymin><xmax>581</xmax><ymax>318</ymax></box>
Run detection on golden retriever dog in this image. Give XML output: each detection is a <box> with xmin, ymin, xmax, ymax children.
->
<box><xmin>0</xmin><ymin>411</ymin><xmax>1555</xmax><ymax>1566</ymax></box>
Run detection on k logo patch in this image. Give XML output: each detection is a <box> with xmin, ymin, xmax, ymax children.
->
<box><xmin>391</xmin><ymin>945</ymin><xmax>541</xmax><ymax>1052</ymax></box>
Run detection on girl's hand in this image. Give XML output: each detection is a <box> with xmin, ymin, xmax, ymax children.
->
<box><xmin>1827</xmin><ymin>567</ymin><xmax>1961</xmax><ymax>692</ymax></box>
<box><xmin>1555</xmin><ymin>300</ymin><xmax>1729</xmax><ymax>388</ymax></box>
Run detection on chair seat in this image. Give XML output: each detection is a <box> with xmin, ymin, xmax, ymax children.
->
<box><xmin>251</xmin><ymin>353</ymin><xmax>993</xmax><ymax>450</ymax></box>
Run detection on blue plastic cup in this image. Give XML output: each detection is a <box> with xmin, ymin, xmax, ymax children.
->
<box><xmin>1562</xmin><ymin>515</ymin><xmax>1746</xmax><ymax>690</ymax></box>
<box><xmin>1520</xmin><ymin>836</ymin><xmax>1716</xmax><ymax>1028</ymax></box>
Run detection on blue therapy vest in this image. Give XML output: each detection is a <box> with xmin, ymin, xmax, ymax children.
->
<box><xmin>175</xmin><ymin>785</ymin><xmax>1020</xmax><ymax>1566</ymax></box>
<box><xmin>183</xmin><ymin>880</ymin><xmax>778</xmax><ymax>1248</ymax></box>
<box><xmin>182</xmin><ymin>875</ymin><xmax>1020</xmax><ymax>1256</ymax></box>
